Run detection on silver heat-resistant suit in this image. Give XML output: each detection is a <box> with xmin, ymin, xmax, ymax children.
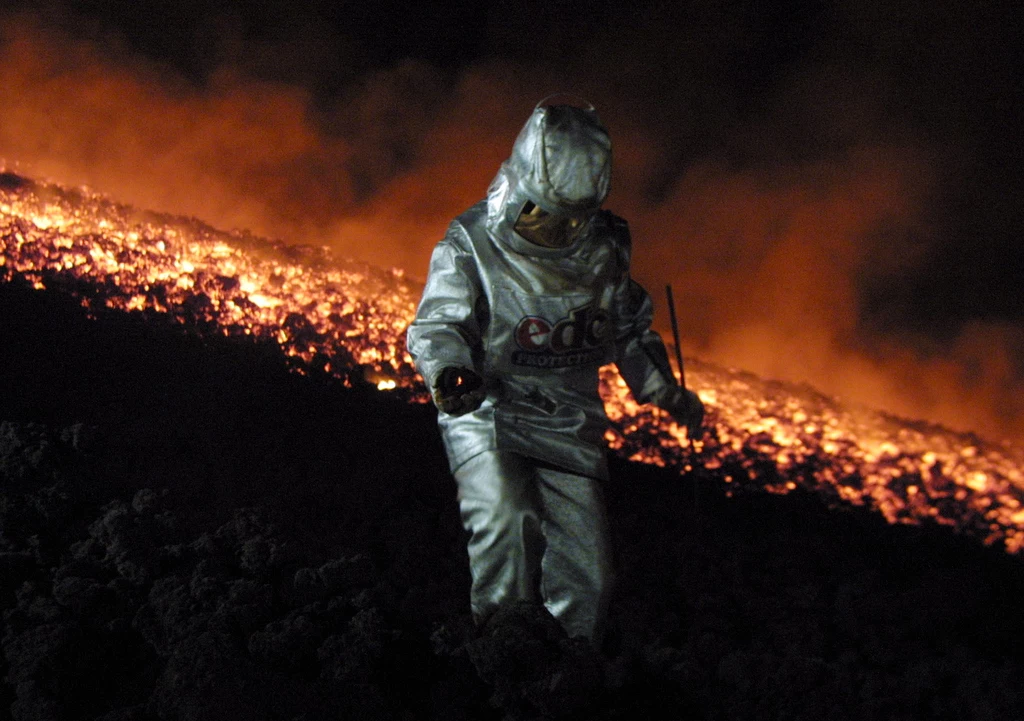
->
<box><xmin>407</xmin><ymin>101</ymin><xmax>701</xmax><ymax>641</ymax></box>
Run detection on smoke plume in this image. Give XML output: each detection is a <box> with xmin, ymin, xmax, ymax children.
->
<box><xmin>1</xmin><ymin>4</ymin><xmax>1020</xmax><ymax>443</ymax></box>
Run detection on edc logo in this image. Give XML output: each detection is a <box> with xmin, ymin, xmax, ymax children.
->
<box><xmin>514</xmin><ymin>303</ymin><xmax>609</xmax><ymax>354</ymax></box>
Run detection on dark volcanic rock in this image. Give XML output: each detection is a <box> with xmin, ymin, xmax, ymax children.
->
<box><xmin>2</xmin><ymin>279</ymin><xmax>1024</xmax><ymax>721</ymax></box>
<box><xmin>466</xmin><ymin>601</ymin><xmax>604</xmax><ymax>720</ymax></box>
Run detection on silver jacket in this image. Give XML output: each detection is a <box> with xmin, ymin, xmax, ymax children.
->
<box><xmin>407</xmin><ymin>108</ymin><xmax>677</xmax><ymax>480</ymax></box>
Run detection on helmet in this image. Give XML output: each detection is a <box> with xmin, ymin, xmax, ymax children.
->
<box><xmin>508</xmin><ymin>100</ymin><xmax>612</xmax><ymax>215</ymax></box>
<box><xmin>494</xmin><ymin>98</ymin><xmax>612</xmax><ymax>249</ymax></box>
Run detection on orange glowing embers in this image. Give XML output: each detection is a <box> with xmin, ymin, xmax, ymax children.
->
<box><xmin>601</xmin><ymin>363</ymin><xmax>1024</xmax><ymax>552</ymax></box>
<box><xmin>2</xmin><ymin>170</ymin><xmax>1024</xmax><ymax>553</ymax></box>
<box><xmin>0</xmin><ymin>171</ymin><xmax>421</xmax><ymax>392</ymax></box>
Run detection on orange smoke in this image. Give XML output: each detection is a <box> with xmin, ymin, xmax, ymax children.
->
<box><xmin>0</xmin><ymin>12</ymin><xmax>1020</xmax><ymax>444</ymax></box>
<box><xmin>626</xmin><ymin>149</ymin><xmax>1023</xmax><ymax>444</ymax></box>
<box><xmin>0</xmin><ymin>15</ymin><xmax>540</xmax><ymax>273</ymax></box>
<box><xmin>0</xmin><ymin>15</ymin><xmax>364</xmax><ymax>244</ymax></box>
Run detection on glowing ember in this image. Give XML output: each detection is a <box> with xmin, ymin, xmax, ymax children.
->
<box><xmin>0</xmin><ymin>171</ymin><xmax>421</xmax><ymax>391</ymax></box>
<box><xmin>3</xmin><ymin>170</ymin><xmax>1023</xmax><ymax>552</ymax></box>
<box><xmin>601</xmin><ymin>366</ymin><xmax>1024</xmax><ymax>553</ymax></box>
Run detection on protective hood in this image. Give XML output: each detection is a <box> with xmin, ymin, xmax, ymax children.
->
<box><xmin>486</xmin><ymin>100</ymin><xmax>612</xmax><ymax>255</ymax></box>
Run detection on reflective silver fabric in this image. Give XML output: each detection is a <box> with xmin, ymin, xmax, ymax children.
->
<box><xmin>406</xmin><ymin>197</ymin><xmax>676</xmax><ymax>479</ymax></box>
<box><xmin>507</xmin><ymin>103</ymin><xmax>611</xmax><ymax>215</ymax></box>
<box><xmin>406</xmin><ymin>103</ymin><xmax>680</xmax><ymax>641</ymax></box>
<box><xmin>454</xmin><ymin>450</ymin><xmax>613</xmax><ymax>640</ymax></box>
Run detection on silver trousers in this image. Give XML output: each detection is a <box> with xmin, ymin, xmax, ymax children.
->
<box><xmin>453</xmin><ymin>450</ymin><xmax>613</xmax><ymax>641</ymax></box>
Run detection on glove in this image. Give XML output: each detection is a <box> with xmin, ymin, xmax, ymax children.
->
<box><xmin>652</xmin><ymin>385</ymin><xmax>704</xmax><ymax>435</ymax></box>
<box><xmin>432</xmin><ymin>367</ymin><xmax>486</xmax><ymax>416</ymax></box>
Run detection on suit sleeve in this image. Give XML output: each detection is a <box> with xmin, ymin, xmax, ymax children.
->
<box><xmin>406</xmin><ymin>224</ymin><xmax>484</xmax><ymax>391</ymax></box>
<box><xmin>609</xmin><ymin>220</ymin><xmax>679</xmax><ymax>404</ymax></box>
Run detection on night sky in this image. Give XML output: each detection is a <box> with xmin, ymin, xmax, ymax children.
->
<box><xmin>1</xmin><ymin>0</ymin><xmax>1022</xmax><ymax>443</ymax></box>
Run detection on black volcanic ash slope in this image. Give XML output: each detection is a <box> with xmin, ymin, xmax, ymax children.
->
<box><xmin>1</xmin><ymin>276</ymin><xmax>1023</xmax><ymax>721</ymax></box>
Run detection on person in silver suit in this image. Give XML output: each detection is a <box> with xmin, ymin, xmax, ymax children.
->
<box><xmin>407</xmin><ymin>98</ymin><xmax>703</xmax><ymax>643</ymax></box>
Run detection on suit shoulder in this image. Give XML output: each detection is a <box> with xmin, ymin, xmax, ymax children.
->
<box><xmin>443</xmin><ymin>201</ymin><xmax>488</xmax><ymax>251</ymax></box>
<box><xmin>595</xmin><ymin>209</ymin><xmax>631</xmax><ymax>247</ymax></box>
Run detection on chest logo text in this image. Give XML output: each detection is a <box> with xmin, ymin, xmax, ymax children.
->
<box><xmin>511</xmin><ymin>303</ymin><xmax>609</xmax><ymax>368</ymax></box>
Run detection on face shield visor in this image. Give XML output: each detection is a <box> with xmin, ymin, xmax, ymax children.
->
<box><xmin>513</xmin><ymin>199</ymin><xmax>596</xmax><ymax>248</ymax></box>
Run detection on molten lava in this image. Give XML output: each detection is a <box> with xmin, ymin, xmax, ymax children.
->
<box><xmin>0</xmin><ymin>171</ymin><xmax>420</xmax><ymax>391</ymax></box>
<box><xmin>2</xmin><ymin>170</ymin><xmax>1023</xmax><ymax>552</ymax></box>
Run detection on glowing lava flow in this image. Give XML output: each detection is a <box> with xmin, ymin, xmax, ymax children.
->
<box><xmin>0</xmin><ymin>171</ymin><xmax>420</xmax><ymax>391</ymax></box>
<box><xmin>2</xmin><ymin>171</ymin><xmax>1023</xmax><ymax>552</ymax></box>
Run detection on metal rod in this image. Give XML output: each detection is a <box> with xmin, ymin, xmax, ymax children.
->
<box><xmin>666</xmin><ymin>284</ymin><xmax>700</xmax><ymax>515</ymax></box>
<box><xmin>665</xmin><ymin>284</ymin><xmax>685</xmax><ymax>387</ymax></box>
